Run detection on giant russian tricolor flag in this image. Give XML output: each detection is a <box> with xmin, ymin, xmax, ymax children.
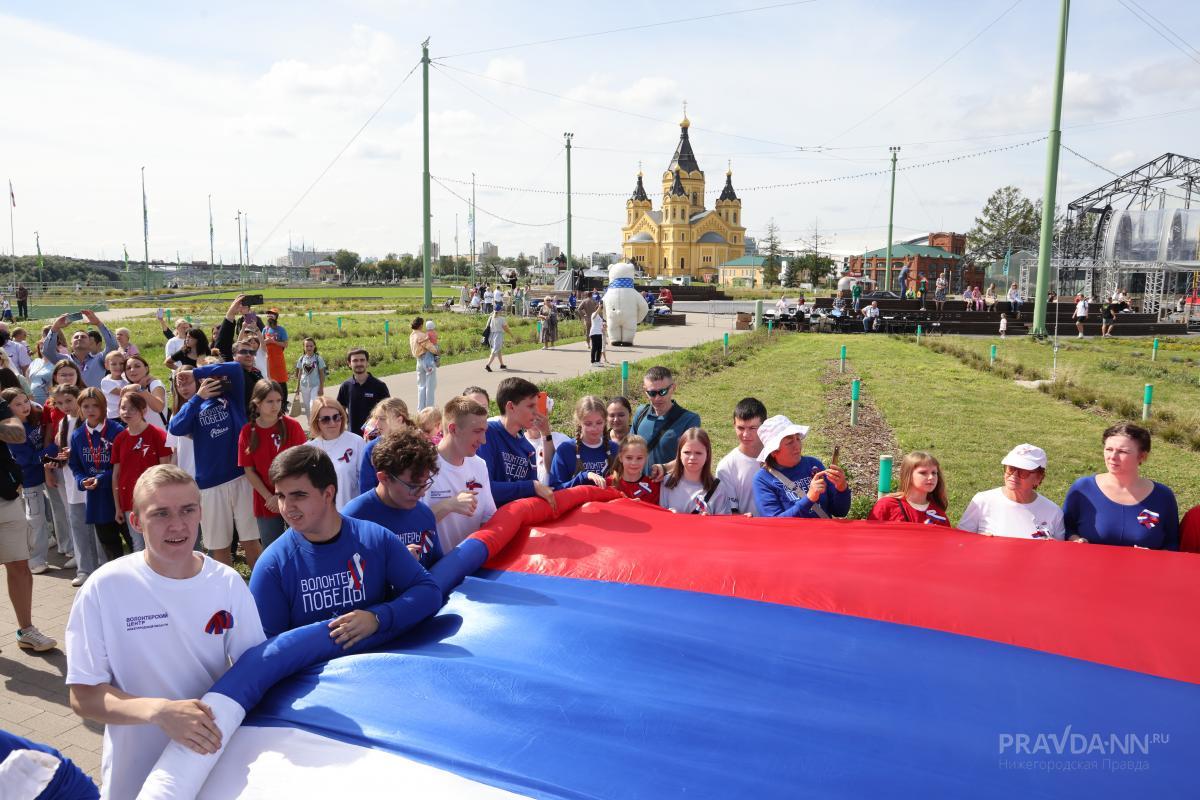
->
<box><xmin>145</xmin><ymin>488</ymin><xmax>1199</xmax><ymax>798</ymax></box>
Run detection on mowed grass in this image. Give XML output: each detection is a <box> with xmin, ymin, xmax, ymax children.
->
<box><xmin>82</xmin><ymin>308</ymin><xmax>585</xmax><ymax>390</ymax></box>
<box><xmin>943</xmin><ymin>334</ymin><xmax>1200</xmax><ymax>429</ymax></box>
<box><xmin>540</xmin><ymin>332</ymin><xmax>1200</xmax><ymax>520</ymax></box>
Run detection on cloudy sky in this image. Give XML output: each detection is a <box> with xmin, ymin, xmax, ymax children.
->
<box><xmin>3</xmin><ymin>0</ymin><xmax>1199</xmax><ymax>264</ymax></box>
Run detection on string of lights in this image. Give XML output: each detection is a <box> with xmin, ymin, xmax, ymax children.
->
<box><xmin>431</xmin><ymin>176</ymin><xmax>567</xmax><ymax>227</ymax></box>
<box><xmin>431</xmin><ymin>136</ymin><xmax>1047</xmax><ymax>198</ymax></box>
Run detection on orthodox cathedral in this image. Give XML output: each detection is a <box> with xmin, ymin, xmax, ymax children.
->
<box><xmin>621</xmin><ymin>112</ymin><xmax>747</xmax><ymax>280</ymax></box>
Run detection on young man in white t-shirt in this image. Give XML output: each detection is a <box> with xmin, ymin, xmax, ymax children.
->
<box><xmin>65</xmin><ymin>465</ymin><xmax>265</xmax><ymax>798</ymax></box>
<box><xmin>715</xmin><ymin>398</ymin><xmax>767</xmax><ymax>516</ymax></box>
<box><xmin>957</xmin><ymin>443</ymin><xmax>1066</xmax><ymax>540</ymax></box>
<box><xmin>426</xmin><ymin>396</ymin><xmax>497</xmax><ymax>552</ymax></box>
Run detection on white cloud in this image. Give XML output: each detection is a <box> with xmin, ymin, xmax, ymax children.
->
<box><xmin>564</xmin><ymin>75</ymin><xmax>679</xmax><ymax>112</ymax></box>
<box><xmin>257</xmin><ymin>59</ymin><xmax>378</xmax><ymax>98</ymax></box>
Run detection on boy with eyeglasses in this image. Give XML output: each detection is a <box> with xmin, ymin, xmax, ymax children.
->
<box><xmin>631</xmin><ymin>365</ymin><xmax>701</xmax><ymax>467</ymax></box>
<box><xmin>342</xmin><ymin>429</ymin><xmax>443</xmax><ymax>569</ymax></box>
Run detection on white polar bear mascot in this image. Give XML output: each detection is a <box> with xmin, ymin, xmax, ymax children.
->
<box><xmin>604</xmin><ymin>262</ymin><xmax>648</xmax><ymax>346</ymax></box>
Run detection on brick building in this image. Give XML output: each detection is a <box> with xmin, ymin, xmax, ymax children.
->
<box><xmin>847</xmin><ymin>232</ymin><xmax>983</xmax><ymax>291</ymax></box>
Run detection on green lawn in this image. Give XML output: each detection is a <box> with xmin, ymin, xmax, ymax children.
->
<box><xmin>539</xmin><ymin>332</ymin><xmax>1200</xmax><ymax>519</ymax></box>
<box><xmin>940</xmin><ymin>335</ymin><xmax>1200</xmax><ymax>429</ymax></box>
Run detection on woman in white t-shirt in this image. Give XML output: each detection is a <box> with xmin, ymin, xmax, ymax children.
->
<box><xmin>307</xmin><ymin>396</ymin><xmax>365</xmax><ymax>511</ymax></box>
<box><xmin>660</xmin><ymin>428</ymin><xmax>732</xmax><ymax>515</ymax></box>
<box><xmin>958</xmin><ymin>443</ymin><xmax>1065</xmax><ymax>540</ymax></box>
<box><xmin>122</xmin><ymin>354</ymin><xmax>168</xmax><ymax>430</ymax></box>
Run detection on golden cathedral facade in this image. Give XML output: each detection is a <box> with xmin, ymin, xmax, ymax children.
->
<box><xmin>621</xmin><ymin>114</ymin><xmax>747</xmax><ymax>280</ymax></box>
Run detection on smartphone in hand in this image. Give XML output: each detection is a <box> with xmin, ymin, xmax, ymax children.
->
<box><xmin>830</xmin><ymin>445</ymin><xmax>840</xmax><ymax>467</ymax></box>
<box><xmin>64</xmin><ymin>311</ymin><xmax>86</xmax><ymax>324</ymax></box>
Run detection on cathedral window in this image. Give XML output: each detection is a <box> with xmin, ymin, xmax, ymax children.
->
<box><xmin>734</xmin><ymin>213</ymin><xmax>738</xmax><ymax>224</ymax></box>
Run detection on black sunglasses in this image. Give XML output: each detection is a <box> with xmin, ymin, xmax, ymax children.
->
<box><xmin>236</xmin><ymin>348</ymin><xmax>258</xmax><ymax>356</ymax></box>
<box><xmin>644</xmin><ymin>385</ymin><xmax>673</xmax><ymax>398</ymax></box>
<box><xmin>317</xmin><ymin>413</ymin><xmax>342</xmax><ymax>424</ymax></box>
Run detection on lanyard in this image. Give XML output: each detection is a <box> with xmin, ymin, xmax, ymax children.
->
<box><xmin>83</xmin><ymin>423</ymin><xmax>107</xmax><ymax>471</ymax></box>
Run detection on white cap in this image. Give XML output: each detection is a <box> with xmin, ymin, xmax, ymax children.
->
<box><xmin>755</xmin><ymin>415</ymin><xmax>810</xmax><ymax>463</ymax></box>
<box><xmin>1002</xmin><ymin>443</ymin><xmax>1047</xmax><ymax>471</ymax></box>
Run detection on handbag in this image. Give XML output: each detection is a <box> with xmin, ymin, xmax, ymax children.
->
<box><xmin>289</xmin><ymin>389</ymin><xmax>303</xmax><ymax>418</ymax></box>
<box><xmin>481</xmin><ymin>323</ymin><xmax>492</xmax><ymax>347</ymax></box>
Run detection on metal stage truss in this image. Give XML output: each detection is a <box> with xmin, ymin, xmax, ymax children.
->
<box><xmin>1019</xmin><ymin>256</ymin><xmax>1190</xmax><ymax>319</ymax></box>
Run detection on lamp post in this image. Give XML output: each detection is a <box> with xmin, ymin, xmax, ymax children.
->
<box><xmin>884</xmin><ymin>146</ymin><xmax>900</xmax><ymax>293</ymax></box>
<box><xmin>564</xmin><ymin>132</ymin><xmax>574</xmax><ymax>278</ymax></box>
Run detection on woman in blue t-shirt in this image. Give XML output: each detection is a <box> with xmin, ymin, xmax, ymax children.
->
<box><xmin>1062</xmin><ymin>422</ymin><xmax>1179</xmax><ymax>549</ymax></box>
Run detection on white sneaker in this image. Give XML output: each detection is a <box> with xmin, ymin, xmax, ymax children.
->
<box><xmin>30</xmin><ymin>563</ymin><xmax>48</xmax><ymax>575</ymax></box>
<box><xmin>63</xmin><ymin>557</ymin><xmax>77</xmax><ymax>569</ymax></box>
<box><xmin>71</xmin><ymin>572</ymin><xmax>88</xmax><ymax>588</ymax></box>
<box><xmin>17</xmin><ymin>626</ymin><xmax>57</xmax><ymax>652</ymax></box>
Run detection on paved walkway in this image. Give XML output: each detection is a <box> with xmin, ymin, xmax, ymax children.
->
<box><xmin>0</xmin><ymin>317</ymin><xmax>740</xmax><ymax>785</ymax></box>
<box><xmin>380</xmin><ymin>317</ymin><xmax>739</xmax><ymax>407</ymax></box>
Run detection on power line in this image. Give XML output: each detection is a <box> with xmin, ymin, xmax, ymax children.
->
<box><xmin>431</xmin><ymin>176</ymin><xmax>566</xmax><ymax>227</ymax></box>
<box><xmin>431</xmin><ymin>135</ymin><xmax>1046</xmax><ymax>197</ymax></box>
<box><xmin>433</xmin><ymin>0</ymin><xmax>818</xmax><ymax>60</ymax></box>
<box><xmin>434</xmin><ymin>61</ymin><xmax>818</xmax><ymax>152</ymax></box>
<box><xmin>249</xmin><ymin>59</ymin><xmax>422</xmax><ymax>259</ymax></box>
<box><xmin>820</xmin><ymin>0</ymin><xmax>1026</xmax><ymax>146</ymax></box>
<box><xmin>1117</xmin><ymin>0</ymin><xmax>1200</xmax><ymax>69</ymax></box>
<box><xmin>431</xmin><ymin>63</ymin><xmax>557</xmax><ymax>142</ymax></box>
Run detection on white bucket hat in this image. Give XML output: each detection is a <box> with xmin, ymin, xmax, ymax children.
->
<box><xmin>756</xmin><ymin>415</ymin><xmax>810</xmax><ymax>463</ymax></box>
<box><xmin>1001</xmin><ymin>443</ymin><xmax>1047</xmax><ymax>470</ymax></box>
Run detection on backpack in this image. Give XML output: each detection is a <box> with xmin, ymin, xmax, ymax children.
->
<box><xmin>481</xmin><ymin>322</ymin><xmax>492</xmax><ymax>347</ymax></box>
<box><xmin>632</xmin><ymin>403</ymin><xmax>686</xmax><ymax>460</ymax></box>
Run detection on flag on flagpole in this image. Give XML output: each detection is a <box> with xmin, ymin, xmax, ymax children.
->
<box><xmin>7</xmin><ymin>180</ymin><xmax>13</xmax><ymax>208</ymax></box>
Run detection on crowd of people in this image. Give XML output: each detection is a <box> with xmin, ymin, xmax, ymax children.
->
<box><xmin>0</xmin><ymin>295</ymin><xmax>1196</xmax><ymax>794</ymax></box>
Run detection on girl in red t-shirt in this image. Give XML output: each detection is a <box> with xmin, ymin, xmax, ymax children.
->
<box><xmin>111</xmin><ymin>390</ymin><xmax>173</xmax><ymax>546</ymax></box>
<box><xmin>867</xmin><ymin>451</ymin><xmax>951</xmax><ymax>526</ymax></box>
<box><xmin>607</xmin><ymin>434</ymin><xmax>661</xmax><ymax>504</ymax></box>
<box><xmin>238</xmin><ymin>379</ymin><xmax>307</xmax><ymax>548</ymax></box>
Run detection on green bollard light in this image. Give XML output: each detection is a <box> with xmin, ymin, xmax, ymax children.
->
<box><xmin>850</xmin><ymin>379</ymin><xmax>861</xmax><ymax>427</ymax></box>
<box><xmin>839</xmin><ymin>344</ymin><xmax>846</xmax><ymax>374</ymax></box>
<box><xmin>621</xmin><ymin>361</ymin><xmax>629</xmax><ymax>395</ymax></box>
<box><xmin>1143</xmin><ymin>384</ymin><xmax>1153</xmax><ymax>421</ymax></box>
<box><xmin>337</xmin><ymin>317</ymin><xmax>343</xmax><ymax>331</ymax></box>
<box><xmin>384</xmin><ymin>320</ymin><xmax>390</xmax><ymax>345</ymax></box>
<box><xmin>990</xmin><ymin>344</ymin><xmax>997</xmax><ymax>366</ymax></box>
<box><xmin>723</xmin><ymin>332</ymin><xmax>729</xmax><ymax>357</ymax></box>
<box><xmin>916</xmin><ymin>324</ymin><xmax>922</xmax><ymax>344</ymax></box>
<box><xmin>1152</xmin><ymin>338</ymin><xmax>1159</xmax><ymax>361</ymax></box>
<box><xmin>877</xmin><ymin>454</ymin><xmax>894</xmax><ymax>499</ymax></box>
<box><xmin>308</xmin><ymin>310</ymin><xmax>313</xmax><ymax>322</ymax></box>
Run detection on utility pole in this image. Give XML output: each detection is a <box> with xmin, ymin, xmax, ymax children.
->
<box><xmin>470</xmin><ymin>172</ymin><xmax>476</xmax><ymax>279</ymax></box>
<box><xmin>243</xmin><ymin>214</ymin><xmax>250</xmax><ymax>283</ymax></box>
<box><xmin>35</xmin><ymin>231</ymin><xmax>42</xmax><ymax>287</ymax></box>
<box><xmin>208</xmin><ymin>194</ymin><xmax>214</xmax><ymax>267</ymax></box>
<box><xmin>564</xmin><ymin>132</ymin><xmax>574</xmax><ymax>273</ymax></box>
<box><xmin>235</xmin><ymin>211</ymin><xmax>243</xmax><ymax>287</ymax></box>
<box><xmin>420</xmin><ymin>38</ymin><xmax>433</xmax><ymax>310</ymax></box>
<box><xmin>884</xmin><ymin>147</ymin><xmax>900</xmax><ymax>293</ymax></box>
<box><xmin>1031</xmin><ymin>0</ymin><xmax>1070</xmax><ymax>338</ymax></box>
<box><xmin>141</xmin><ymin>166</ymin><xmax>150</xmax><ymax>293</ymax></box>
